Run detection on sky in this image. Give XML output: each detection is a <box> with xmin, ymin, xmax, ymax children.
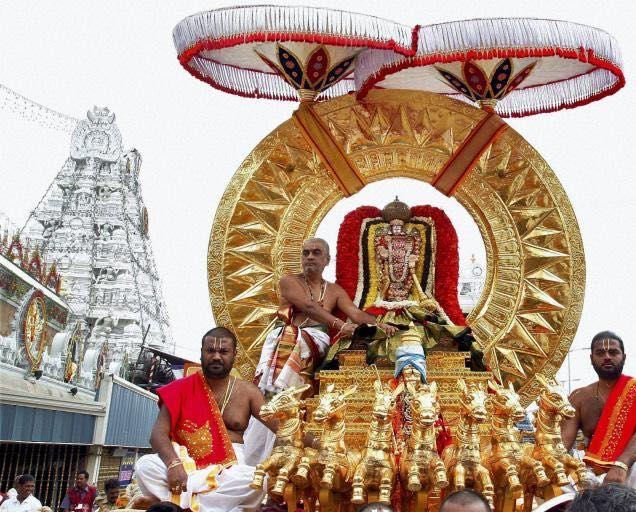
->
<box><xmin>1</xmin><ymin>0</ymin><xmax>634</xmax><ymax>388</ymax></box>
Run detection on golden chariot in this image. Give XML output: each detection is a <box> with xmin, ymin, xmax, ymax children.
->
<box><xmin>171</xmin><ymin>6</ymin><xmax>625</xmax><ymax>511</ymax></box>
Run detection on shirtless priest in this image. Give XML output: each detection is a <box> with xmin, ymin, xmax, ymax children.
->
<box><xmin>135</xmin><ymin>327</ymin><xmax>276</xmax><ymax>512</ymax></box>
<box><xmin>561</xmin><ymin>331</ymin><xmax>635</xmax><ymax>487</ymax></box>
<box><xmin>255</xmin><ymin>238</ymin><xmax>397</xmax><ymax>393</ymax></box>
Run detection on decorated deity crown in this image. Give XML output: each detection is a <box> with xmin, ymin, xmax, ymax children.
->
<box><xmin>382</xmin><ymin>196</ymin><xmax>411</xmax><ymax>223</ymax></box>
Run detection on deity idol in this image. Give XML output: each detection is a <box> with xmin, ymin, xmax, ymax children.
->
<box><xmin>326</xmin><ymin>197</ymin><xmax>485</xmax><ymax>375</ymax></box>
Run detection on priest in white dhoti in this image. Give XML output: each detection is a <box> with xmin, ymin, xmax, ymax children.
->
<box><xmin>135</xmin><ymin>327</ymin><xmax>276</xmax><ymax>512</ymax></box>
<box><xmin>254</xmin><ymin>238</ymin><xmax>396</xmax><ymax>394</ymax></box>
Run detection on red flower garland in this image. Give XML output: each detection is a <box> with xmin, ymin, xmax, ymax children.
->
<box><xmin>335</xmin><ymin>204</ymin><xmax>465</xmax><ymax>325</ymax></box>
<box><xmin>411</xmin><ymin>205</ymin><xmax>464</xmax><ymax>325</ymax></box>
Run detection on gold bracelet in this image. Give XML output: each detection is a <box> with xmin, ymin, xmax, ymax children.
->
<box><xmin>337</xmin><ymin>321</ymin><xmax>349</xmax><ymax>336</ymax></box>
<box><xmin>613</xmin><ymin>461</ymin><xmax>629</xmax><ymax>472</ymax></box>
<box><xmin>330</xmin><ymin>319</ymin><xmax>339</xmax><ymax>329</ymax></box>
<box><xmin>167</xmin><ymin>459</ymin><xmax>183</xmax><ymax>470</ymax></box>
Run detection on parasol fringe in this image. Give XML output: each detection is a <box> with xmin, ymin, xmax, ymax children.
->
<box><xmin>494</xmin><ymin>68</ymin><xmax>619</xmax><ymax>117</ymax></box>
<box><xmin>174</xmin><ymin>5</ymin><xmax>414</xmax><ymax>101</ymax></box>
<box><xmin>419</xmin><ymin>18</ymin><xmax>621</xmax><ymax>66</ymax></box>
<box><xmin>173</xmin><ymin>5</ymin><xmax>414</xmax><ymax>54</ymax></box>
<box><xmin>355</xmin><ymin>17</ymin><xmax>624</xmax><ymax>117</ymax></box>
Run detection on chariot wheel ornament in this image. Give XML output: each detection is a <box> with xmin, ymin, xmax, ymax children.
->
<box><xmin>208</xmin><ymin>89</ymin><xmax>584</xmax><ymax>406</ymax></box>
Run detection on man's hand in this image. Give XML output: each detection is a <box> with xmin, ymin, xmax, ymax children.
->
<box><xmin>604</xmin><ymin>465</ymin><xmax>628</xmax><ymax>485</ymax></box>
<box><xmin>340</xmin><ymin>323</ymin><xmax>358</xmax><ymax>337</ymax></box>
<box><xmin>167</xmin><ymin>464</ymin><xmax>188</xmax><ymax>494</ymax></box>
<box><xmin>378</xmin><ymin>323</ymin><xmax>398</xmax><ymax>337</ymax></box>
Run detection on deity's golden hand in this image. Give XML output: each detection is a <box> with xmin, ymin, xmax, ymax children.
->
<box><xmin>420</xmin><ymin>298</ymin><xmax>438</xmax><ymax>312</ymax></box>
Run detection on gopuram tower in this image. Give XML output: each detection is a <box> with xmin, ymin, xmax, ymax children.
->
<box><xmin>23</xmin><ymin>107</ymin><xmax>173</xmax><ymax>374</ymax></box>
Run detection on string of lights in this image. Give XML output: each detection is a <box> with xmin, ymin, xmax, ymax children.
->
<box><xmin>0</xmin><ymin>82</ymin><xmax>79</xmax><ymax>134</ymax></box>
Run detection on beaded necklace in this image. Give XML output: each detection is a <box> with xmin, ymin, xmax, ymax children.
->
<box><xmin>303</xmin><ymin>274</ymin><xmax>327</xmax><ymax>305</ymax></box>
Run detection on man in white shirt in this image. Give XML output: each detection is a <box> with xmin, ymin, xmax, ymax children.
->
<box><xmin>0</xmin><ymin>475</ymin><xmax>42</xmax><ymax>512</ymax></box>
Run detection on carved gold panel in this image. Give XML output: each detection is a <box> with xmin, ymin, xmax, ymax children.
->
<box><xmin>208</xmin><ymin>89</ymin><xmax>584</xmax><ymax>405</ymax></box>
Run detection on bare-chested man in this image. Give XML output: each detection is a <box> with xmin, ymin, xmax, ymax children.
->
<box><xmin>255</xmin><ymin>238</ymin><xmax>397</xmax><ymax>393</ymax></box>
<box><xmin>135</xmin><ymin>327</ymin><xmax>276</xmax><ymax>511</ymax></box>
<box><xmin>561</xmin><ymin>331</ymin><xmax>636</xmax><ymax>487</ymax></box>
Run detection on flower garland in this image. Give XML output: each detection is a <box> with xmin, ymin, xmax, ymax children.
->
<box><xmin>335</xmin><ymin>204</ymin><xmax>465</xmax><ymax>325</ymax></box>
<box><xmin>411</xmin><ymin>205</ymin><xmax>464</xmax><ymax>326</ymax></box>
<box><xmin>336</xmin><ymin>205</ymin><xmax>381</xmax><ymax>304</ymax></box>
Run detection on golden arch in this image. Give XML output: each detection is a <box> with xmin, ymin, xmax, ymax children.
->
<box><xmin>208</xmin><ymin>90</ymin><xmax>584</xmax><ymax>405</ymax></box>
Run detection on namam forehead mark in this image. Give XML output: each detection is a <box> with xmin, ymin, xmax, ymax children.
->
<box><xmin>203</xmin><ymin>335</ymin><xmax>234</xmax><ymax>351</ymax></box>
<box><xmin>592</xmin><ymin>338</ymin><xmax>622</xmax><ymax>354</ymax></box>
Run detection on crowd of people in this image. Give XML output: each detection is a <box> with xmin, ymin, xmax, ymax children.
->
<box><xmin>1</xmin><ymin>239</ymin><xmax>634</xmax><ymax>511</ymax></box>
<box><xmin>0</xmin><ymin>471</ymin><xmax>109</xmax><ymax>512</ymax></box>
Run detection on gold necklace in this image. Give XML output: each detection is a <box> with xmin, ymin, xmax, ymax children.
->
<box><xmin>303</xmin><ymin>274</ymin><xmax>326</xmax><ymax>304</ymax></box>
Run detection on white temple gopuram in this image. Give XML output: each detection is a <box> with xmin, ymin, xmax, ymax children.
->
<box><xmin>23</xmin><ymin>107</ymin><xmax>174</xmax><ymax>377</ymax></box>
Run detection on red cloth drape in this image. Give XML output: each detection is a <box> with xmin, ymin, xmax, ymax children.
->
<box><xmin>158</xmin><ymin>372</ymin><xmax>236</xmax><ymax>469</ymax></box>
<box><xmin>583</xmin><ymin>375</ymin><xmax>636</xmax><ymax>472</ymax></box>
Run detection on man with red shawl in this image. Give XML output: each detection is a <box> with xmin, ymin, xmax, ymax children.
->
<box><xmin>135</xmin><ymin>327</ymin><xmax>277</xmax><ymax>511</ymax></box>
<box><xmin>562</xmin><ymin>331</ymin><xmax>635</xmax><ymax>487</ymax></box>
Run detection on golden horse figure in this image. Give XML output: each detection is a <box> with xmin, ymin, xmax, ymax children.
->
<box><xmin>525</xmin><ymin>375</ymin><xmax>592</xmax><ymax>504</ymax></box>
<box><xmin>294</xmin><ymin>384</ymin><xmax>359</xmax><ymax>511</ymax></box>
<box><xmin>351</xmin><ymin>380</ymin><xmax>403</xmax><ymax>505</ymax></box>
<box><xmin>251</xmin><ymin>384</ymin><xmax>311</xmax><ymax>499</ymax></box>
<box><xmin>399</xmin><ymin>381</ymin><xmax>448</xmax><ymax>509</ymax></box>
<box><xmin>485</xmin><ymin>381</ymin><xmax>550</xmax><ymax>512</ymax></box>
<box><xmin>443</xmin><ymin>379</ymin><xmax>495</xmax><ymax>509</ymax></box>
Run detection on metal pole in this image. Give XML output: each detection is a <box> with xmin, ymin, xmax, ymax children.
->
<box><xmin>134</xmin><ymin>324</ymin><xmax>151</xmax><ymax>367</ymax></box>
<box><xmin>566</xmin><ymin>347</ymin><xmax>588</xmax><ymax>395</ymax></box>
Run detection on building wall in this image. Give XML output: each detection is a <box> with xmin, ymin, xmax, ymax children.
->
<box><xmin>0</xmin><ymin>405</ymin><xmax>95</xmax><ymax>444</ymax></box>
<box><xmin>96</xmin><ymin>452</ymin><xmax>122</xmax><ymax>492</ymax></box>
<box><xmin>103</xmin><ymin>379</ymin><xmax>157</xmax><ymax>449</ymax></box>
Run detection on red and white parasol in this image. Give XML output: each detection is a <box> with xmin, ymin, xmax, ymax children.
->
<box><xmin>173</xmin><ymin>5</ymin><xmax>416</xmax><ymax>102</ymax></box>
<box><xmin>354</xmin><ymin>18</ymin><xmax>624</xmax><ymax>117</ymax></box>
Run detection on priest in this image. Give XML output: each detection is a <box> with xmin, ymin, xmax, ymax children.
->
<box><xmin>135</xmin><ymin>327</ymin><xmax>277</xmax><ymax>511</ymax></box>
<box><xmin>562</xmin><ymin>331</ymin><xmax>635</xmax><ymax>487</ymax></box>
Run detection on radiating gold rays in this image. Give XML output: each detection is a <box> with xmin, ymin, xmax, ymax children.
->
<box><xmin>209</xmin><ymin>90</ymin><xmax>583</xmax><ymax>402</ymax></box>
<box><xmin>463</xmin><ymin>129</ymin><xmax>583</xmax><ymax>397</ymax></box>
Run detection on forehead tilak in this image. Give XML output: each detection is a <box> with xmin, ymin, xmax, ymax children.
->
<box><xmin>591</xmin><ymin>338</ymin><xmax>622</xmax><ymax>353</ymax></box>
<box><xmin>203</xmin><ymin>336</ymin><xmax>233</xmax><ymax>349</ymax></box>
